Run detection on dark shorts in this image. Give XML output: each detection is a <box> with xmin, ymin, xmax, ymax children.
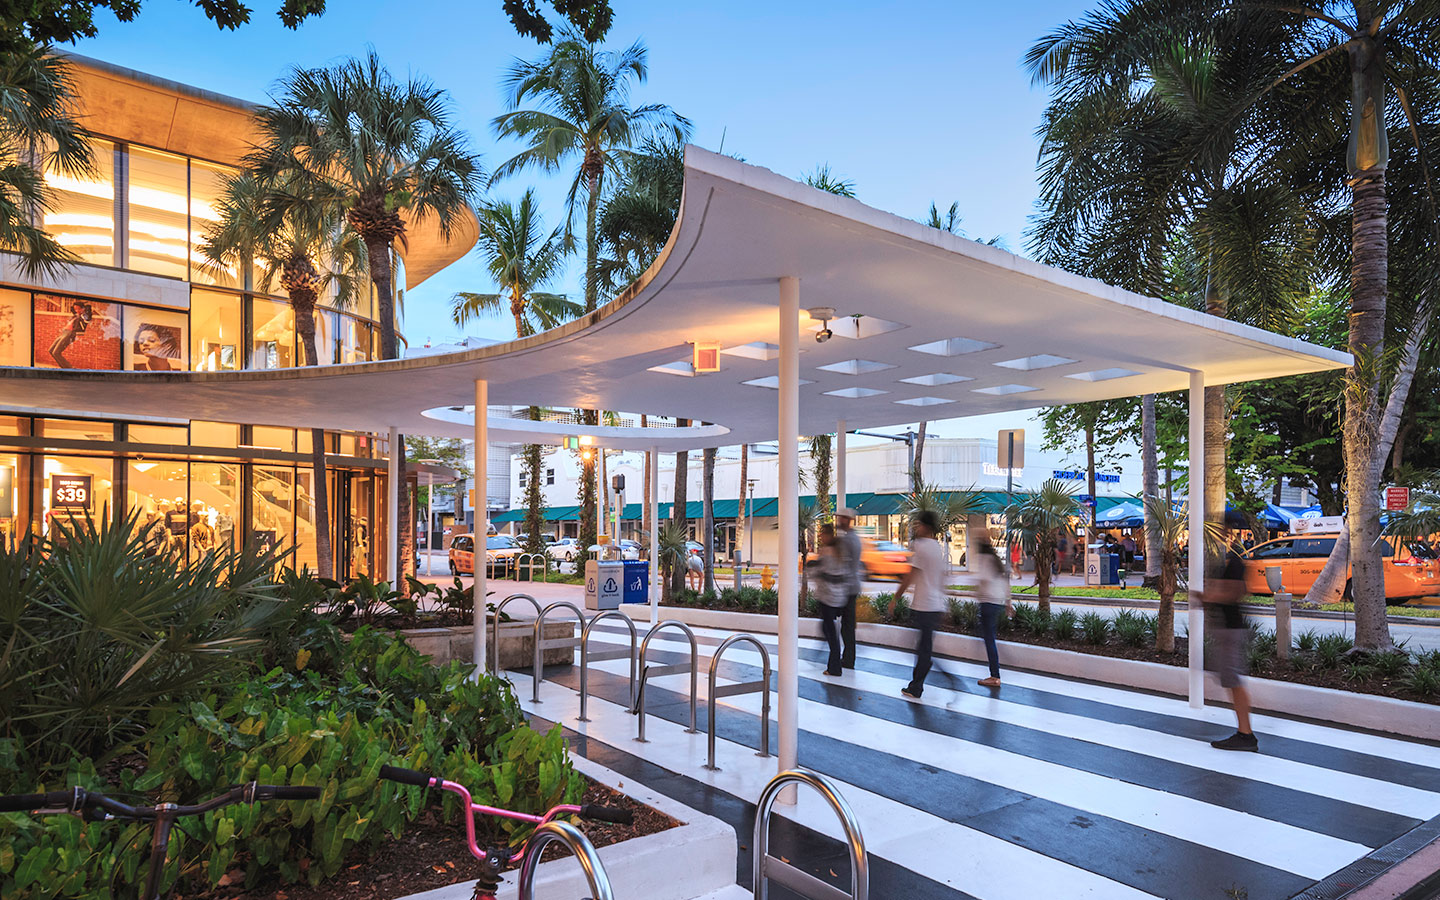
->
<box><xmin>1208</xmin><ymin>626</ymin><xmax>1249</xmax><ymax>689</ymax></box>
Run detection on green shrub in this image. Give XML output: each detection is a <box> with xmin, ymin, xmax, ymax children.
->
<box><xmin>1012</xmin><ymin>603</ymin><xmax>1048</xmax><ymax>636</ymax></box>
<box><xmin>1295</xmin><ymin>629</ymin><xmax>1320</xmax><ymax>652</ymax></box>
<box><xmin>1112</xmin><ymin>610</ymin><xmax>1148</xmax><ymax>647</ymax></box>
<box><xmin>948</xmin><ymin>598</ymin><xmax>980</xmax><ymax>632</ymax></box>
<box><xmin>870</xmin><ymin>592</ymin><xmax>894</xmax><ymax>621</ymax></box>
<box><xmin>889</xmin><ymin>593</ymin><xmax>911</xmax><ymax>624</ymax></box>
<box><xmin>1342</xmin><ymin>661</ymin><xmax>1376</xmax><ymax>683</ymax></box>
<box><xmin>1405</xmin><ymin>665</ymin><xmax>1440</xmax><ymax>697</ymax></box>
<box><xmin>1080</xmin><ymin>612</ymin><xmax>1111</xmax><ymax>645</ymax></box>
<box><xmin>1372</xmin><ymin>651</ymin><xmax>1411</xmax><ymax>678</ymax></box>
<box><xmin>1315</xmin><ymin>633</ymin><xmax>1354</xmax><ymax>669</ymax></box>
<box><xmin>718</xmin><ymin>587</ymin><xmax>740</xmax><ymax>607</ymax></box>
<box><xmin>1249</xmin><ymin>626</ymin><xmax>1277</xmax><ymax>659</ymax></box>
<box><xmin>803</xmin><ymin>591</ymin><xmax>821</xmax><ymax>617</ymax></box>
<box><xmin>1139</xmin><ymin>613</ymin><xmax>1160</xmax><ymax>642</ymax></box>
<box><xmin>1051</xmin><ymin>609</ymin><xmax>1078</xmax><ymax>641</ymax></box>
<box><xmin>1414</xmin><ymin>649</ymin><xmax>1440</xmax><ymax>673</ymax></box>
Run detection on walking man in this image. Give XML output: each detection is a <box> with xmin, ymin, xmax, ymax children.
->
<box><xmin>835</xmin><ymin>507</ymin><xmax>863</xmax><ymax>669</ymax></box>
<box><xmin>1200</xmin><ymin>535</ymin><xmax>1258</xmax><ymax>751</ymax></box>
<box><xmin>895</xmin><ymin>510</ymin><xmax>946</xmax><ymax>699</ymax></box>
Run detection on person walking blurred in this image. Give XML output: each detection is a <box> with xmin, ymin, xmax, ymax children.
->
<box><xmin>835</xmin><ymin>507</ymin><xmax>863</xmax><ymax>669</ymax></box>
<box><xmin>1200</xmin><ymin>534</ymin><xmax>1257</xmax><ymax>751</ymax></box>
<box><xmin>813</xmin><ymin>523</ymin><xmax>849</xmax><ymax>676</ymax></box>
<box><xmin>975</xmin><ymin>538</ymin><xmax>1014</xmax><ymax>686</ymax></box>
<box><xmin>895</xmin><ymin>510</ymin><xmax>946</xmax><ymax>699</ymax></box>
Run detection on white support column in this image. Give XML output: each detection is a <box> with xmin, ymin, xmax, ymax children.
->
<box><xmin>388</xmin><ymin>426</ymin><xmax>400</xmax><ymax>586</ymax></box>
<box><xmin>426</xmin><ymin>477</ymin><xmax>434</xmax><ymax>576</ymax></box>
<box><xmin>778</xmin><ymin>276</ymin><xmax>800</xmax><ymax>790</ymax></box>
<box><xmin>1188</xmin><ymin>371</ymin><xmax>1205</xmax><ymax>708</ymax></box>
<box><xmin>836</xmin><ymin>419</ymin><xmax>847</xmax><ymax>513</ymax></box>
<box><xmin>473</xmin><ymin>380</ymin><xmax>489</xmax><ymax>677</ymax></box>
<box><xmin>649</xmin><ymin>445</ymin><xmax>660</xmax><ymax>626</ymax></box>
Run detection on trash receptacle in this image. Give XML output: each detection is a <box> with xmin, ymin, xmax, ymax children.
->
<box><xmin>584</xmin><ymin>560</ymin><xmax>624</xmax><ymax>611</ymax></box>
<box><xmin>1100</xmin><ymin>553</ymin><xmax>1120</xmax><ymax>586</ymax></box>
<box><xmin>621</xmin><ymin>559</ymin><xmax>648</xmax><ymax>604</ymax></box>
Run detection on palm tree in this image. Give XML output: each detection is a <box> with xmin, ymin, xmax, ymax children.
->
<box><xmin>451</xmin><ymin>190</ymin><xmax>580</xmax><ymax>338</ymax></box>
<box><xmin>702</xmin><ymin>446</ymin><xmax>717</xmax><ymax>594</ymax></box>
<box><xmin>809</xmin><ymin>434</ymin><xmax>833</xmax><ymax>523</ymax></box>
<box><xmin>492</xmin><ymin>28</ymin><xmax>690</xmax><ymax>314</ymax></box>
<box><xmin>1143</xmin><ymin>496</ymin><xmax>1188</xmax><ymax>652</ymax></box>
<box><xmin>795</xmin><ymin>500</ymin><xmax>819</xmax><ymax>606</ymax></box>
<box><xmin>0</xmin><ymin>45</ymin><xmax>94</xmax><ymax>277</ymax></box>
<box><xmin>656</xmin><ymin>519</ymin><xmax>689</xmax><ymax>603</ymax></box>
<box><xmin>802</xmin><ymin>165</ymin><xmax>856</xmax><ymax>198</ymax></box>
<box><xmin>669</xmin><ymin>430</ymin><xmax>690</xmax><ymax>597</ymax></box>
<box><xmin>902</xmin><ymin>478</ymin><xmax>987</xmax><ymax>539</ymax></box>
<box><xmin>200</xmin><ymin>171</ymin><xmax>367</xmax><ymax>579</ymax></box>
<box><xmin>1002</xmin><ymin>478</ymin><xmax>1079</xmax><ymax>616</ymax></box>
<box><xmin>734</xmin><ymin>442</ymin><xmax>749</xmax><ymax>590</ymax></box>
<box><xmin>596</xmin><ymin>137</ymin><xmax>684</xmax><ymax>294</ymax></box>
<box><xmin>251</xmin><ymin>50</ymin><xmax>483</xmax><ymax>578</ymax></box>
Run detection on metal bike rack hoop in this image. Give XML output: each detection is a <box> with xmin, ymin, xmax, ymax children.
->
<box><xmin>634</xmin><ymin>619</ymin><xmax>699</xmax><ymax>742</ymax></box>
<box><xmin>517</xmin><ymin>819</ymin><xmax>615</xmax><ymax>900</ymax></box>
<box><xmin>532</xmin><ymin>601</ymin><xmax>587</xmax><ymax>703</ymax></box>
<box><xmin>515</xmin><ymin>552</ymin><xmax>550</xmax><ymax>584</ymax></box>
<box><xmin>579</xmin><ymin>611</ymin><xmax>638</xmax><ymax>722</ymax></box>
<box><xmin>705</xmin><ymin>633</ymin><xmax>771</xmax><ymax>770</ymax></box>
<box><xmin>489</xmin><ymin>593</ymin><xmax>541</xmax><ymax>676</ymax></box>
<box><xmin>753</xmin><ymin>768</ymin><xmax>868</xmax><ymax>900</ymax></box>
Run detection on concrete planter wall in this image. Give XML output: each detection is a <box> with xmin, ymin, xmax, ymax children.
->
<box><xmin>623</xmin><ymin>605</ymin><xmax>1440</xmax><ymax>741</ymax></box>
<box><xmin>395</xmin><ymin>621</ymin><xmax>577</xmax><ymax>669</ymax></box>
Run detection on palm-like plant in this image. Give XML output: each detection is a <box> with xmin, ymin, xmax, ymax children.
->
<box><xmin>451</xmin><ymin>190</ymin><xmax>581</xmax><ymax>338</ymax></box>
<box><xmin>201</xmin><ymin>171</ymin><xmax>367</xmax><ymax>580</ymax></box>
<box><xmin>809</xmin><ymin>434</ymin><xmax>833</xmax><ymax>523</ymax></box>
<box><xmin>0</xmin><ymin>44</ymin><xmax>94</xmax><ymax>277</ymax></box>
<box><xmin>802</xmin><ymin>165</ymin><xmax>856</xmax><ymax>198</ymax></box>
<box><xmin>250</xmin><ymin>50</ymin><xmax>484</xmax><ymax>360</ymax></box>
<box><xmin>1002</xmin><ymin>478</ymin><xmax>1079</xmax><ymax>616</ymax></box>
<box><xmin>595</xmin><ymin>137</ymin><xmax>684</xmax><ymax>294</ymax></box>
<box><xmin>1143</xmin><ymin>496</ymin><xmax>1189</xmax><ymax>652</ymax></box>
<box><xmin>656</xmin><ymin>518</ymin><xmax>689</xmax><ymax>603</ymax></box>
<box><xmin>902</xmin><ymin>478</ymin><xmax>987</xmax><ymax>538</ymax></box>
<box><xmin>492</xmin><ymin>29</ymin><xmax>690</xmax><ymax>313</ymax></box>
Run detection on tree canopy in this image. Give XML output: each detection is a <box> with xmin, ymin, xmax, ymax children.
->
<box><xmin>1</xmin><ymin>0</ymin><xmax>325</xmax><ymax>47</ymax></box>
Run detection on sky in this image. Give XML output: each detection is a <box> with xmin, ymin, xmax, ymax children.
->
<box><xmin>69</xmin><ymin>0</ymin><xmax>1125</xmax><ymax>466</ymax></box>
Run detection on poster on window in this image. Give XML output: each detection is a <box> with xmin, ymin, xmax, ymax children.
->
<box><xmin>33</xmin><ymin>294</ymin><xmax>121</xmax><ymax>370</ymax></box>
<box><xmin>0</xmin><ymin>290</ymin><xmax>31</xmax><ymax>367</ymax></box>
<box><xmin>124</xmin><ymin>306</ymin><xmax>188</xmax><ymax>371</ymax></box>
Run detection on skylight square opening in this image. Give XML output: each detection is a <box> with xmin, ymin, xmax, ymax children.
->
<box><xmin>823</xmin><ymin>386</ymin><xmax>888</xmax><ymax>399</ymax></box>
<box><xmin>973</xmin><ymin>383</ymin><xmax>1039</xmax><ymax>395</ymax></box>
<box><xmin>743</xmin><ymin>375</ymin><xmax>816</xmax><ymax>389</ymax></box>
<box><xmin>994</xmin><ymin>354</ymin><xmax>1076</xmax><ymax>371</ymax></box>
<box><xmin>898</xmin><ymin>372</ymin><xmax>972</xmax><ymax>387</ymax></box>
<box><xmin>815</xmin><ymin>359</ymin><xmax>896</xmax><ymax>376</ymax></box>
<box><xmin>809</xmin><ymin>315</ymin><xmax>907</xmax><ymax>340</ymax></box>
<box><xmin>895</xmin><ymin>396</ymin><xmax>953</xmax><ymax>407</ymax></box>
<box><xmin>647</xmin><ymin>360</ymin><xmax>695</xmax><ymax>377</ymax></box>
<box><xmin>722</xmin><ymin>342</ymin><xmax>780</xmax><ymax>361</ymax></box>
<box><xmin>909</xmin><ymin>337</ymin><xmax>998</xmax><ymax>357</ymax></box>
<box><xmin>1066</xmin><ymin>367</ymin><xmax>1143</xmax><ymax>382</ymax></box>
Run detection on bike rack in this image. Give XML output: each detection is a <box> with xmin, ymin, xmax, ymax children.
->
<box><xmin>516</xmin><ymin>819</ymin><xmax>615</xmax><ymax>900</ymax></box>
<box><xmin>489</xmin><ymin>593</ymin><xmax>541</xmax><ymax>676</ymax></box>
<box><xmin>515</xmin><ymin>552</ymin><xmax>550</xmax><ymax>583</ymax></box>
<box><xmin>633</xmin><ymin>619</ymin><xmax>698</xmax><ymax>742</ymax></box>
<box><xmin>752</xmin><ymin>769</ymin><xmax>868</xmax><ymax>900</ymax></box>
<box><xmin>532</xmin><ymin>601</ymin><xmax>587</xmax><ymax>703</ymax></box>
<box><xmin>705</xmin><ymin>633</ymin><xmax>771</xmax><ymax>771</ymax></box>
<box><xmin>579</xmin><ymin>611</ymin><xmax>638</xmax><ymax>722</ymax></box>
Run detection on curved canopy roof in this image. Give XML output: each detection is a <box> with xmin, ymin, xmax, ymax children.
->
<box><xmin>0</xmin><ymin>147</ymin><xmax>1349</xmax><ymax>449</ymax></box>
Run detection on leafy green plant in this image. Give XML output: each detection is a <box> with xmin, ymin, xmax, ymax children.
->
<box><xmin>1405</xmin><ymin>666</ymin><xmax>1440</xmax><ymax>697</ymax></box>
<box><xmin>1249</xmin><ymin>626</ymin><xmax>1277</xmax><ymax>659</ymax></box>
<box><xmin>1051</xmin><ymin>609</ymin><xmax>1078</xmax><ymax>641</ymax></box>
<box><xmin>1342</xmin><ymin>661</ymin><xmax>1376</xmax><ymax>683</ymax></box>
<box><xmin>948</xmin><ymin>598</ymin><xmax>980</xmax><ymax>632</ymax></box>
<box><xmin>869</xmin><ymin>592</ymin><xmax>894</xmax><ymax>621</ymax></box>
<box><xmin>1314</xmin><ymin>633</ymin><xmax>1354</xmax><ymax>669</ymax></box>
<box><xmin>1295</xmin><ymin>629</ymin><xmax>1320</xmax><ymax>652</ymax></box>
<box><xmin>1372</xmin><ymin>651</ymin><xmax>1411</xmax><ymax>679</ymax></box>
<box><xmin>1414</xmin><ymin>649</ymin><xmax>1440</xmax><ymax>673</ymax></box>
<box><xmin>1012</xmin><ymin>603</ymin><xmax>1048</xmax><ymax>637</ymax></box>
<box><xmin>339</xmin><ymin>573</ymin><xmax>415</xmax><ymax>624</ymax></box>
<box><xmin>1112</xmin><ymin>610</ymin><xmax>1148</xmax><ymax>647</ymax></box>
<box><xmin>1080</xmin><ymin>612</ymin><xmax>1111</xmax><ymax>645</ymax></box>
<box><xmin>889</xmin><ymin>593</ymin><xmax>911</xmax><ymax>625</ymax></box>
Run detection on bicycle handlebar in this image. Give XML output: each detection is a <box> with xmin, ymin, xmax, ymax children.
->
<box><xmin>0</xmin><ymin>783</ymin><xmax>319</xmax><ymax>818</ymax></box>
<box><xmin>378</xmin><ymin>765</ymin><xmax>435</xmax><ymax>788</ymax></box>
<box><xmin>579</xmin><ymin>803</ymin><xmax>633</xmax><ymax>825</ymax></box>
<box><xmin>0</xmin><ymin>790</ymin><xmax>75</xmax><ymax>812</ymax></box>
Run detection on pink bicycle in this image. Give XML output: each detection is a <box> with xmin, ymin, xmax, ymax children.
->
<box><xmin>378</xmin><ymin>764</ymin><xmax>627</xmax><ymax>900</ymax></box>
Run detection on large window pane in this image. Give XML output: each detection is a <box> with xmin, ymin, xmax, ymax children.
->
<box><xmin>338</xmin><ymin>315</ymin><xmax>370</xmax><ymax>364</ymax></box>
<box><xmin>191</xmin><ymin>420</ymin><xmax>238</xmax><ymax>448</ymax></box>
<box><xmin>43</xmin><ymin>139</ymin><xmax>115</xmax><ymax>268</ymax></box>
<box><xmin>124</xmin><ymin>306</ymin><xmax>187</xmax><ymax>371</ymax></box>
<box><xmin>190</xmin><ymin>462</ymin><xmax>240</xmax><ymax>559</ymax></box>
<box><xmin>42</xmin><ymin>455</ymin><xmax>115</xmax><ymax>538</ymax></box>
<box><xmin>295</xmin><ymin>468</ymin><xmax>318</xmax><ymax>571</ymax></box>
<box><xmin>38</xmin><ymin>418</ymin><xmax>113</xmax><ymax>441</ymax></box>
<box><xmin>127</xmin><ymin>459</ymin><xmax>188</xmax><ymax>556</ymax></box>
<box><xmin>252</xmin><ymin>465</ymin><xmax>294</xmax><ymax>556</ymax></box>
<box><xmin>188</xmin><ymin>161</ymin><xmax>242</xmax><ymax>287</ymax></box>
<box><xmin>250</xmin><ymin>297</ymin><xmax>295</xmax><ymax>369</ymax></box>
<box><xmin>0</xmin><ymin>289</ymin><xmax>32</xmax><ymax>366</ymax></box>
<box><xmin>251</xmin><ymin>426</ymin><xmax>294</xmax><ymax>453</ymax></box>
<box><xmin>127</xmin><ymin>147</ymin><xmax>189</xmax><ymax>279</ymax></box>
<box><xmin>0</xmin><ymin>453</ymin><xmax>26</xmax><ymax>548</ymax></box>
<box><xmin>34</xmin><ymin>295</ymin><xmax>122</xmax><ymax>370</ymax></box>
<box><xmin>127</xmin><ymin>423</ymin><xmax>186</xmax><ymax>444</ymax></box>
<box><xmin>191</xmin><ymin>289</ymin><xmax>241</xmax><ymax>371</ymax></box>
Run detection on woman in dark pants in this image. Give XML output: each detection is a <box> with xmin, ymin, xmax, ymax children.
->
<box><xmin>974</xmin><ymin>539</ymin><xmax>1013</xmax><ymax>687</ymax></box>
<box><xmin>813</xmin><ymin>524</ymin><xmax>848</xmax><ymax>676</ymax></box>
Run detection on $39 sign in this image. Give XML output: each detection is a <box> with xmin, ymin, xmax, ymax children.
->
<box><xmin>51</xmin><ymin>474</ymin><xmax>92</xmax><ymax>509</ymax></box>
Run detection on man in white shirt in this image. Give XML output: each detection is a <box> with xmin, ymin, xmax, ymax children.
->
<box><xmin>835</xmin><ymin>507</ymin><xmax>864</xmax><ymax>668</ymax></box>
<box><xmin>894</xmin><ymin>510</ymin><xmax>947</xmax><ymax>699</ymax></box>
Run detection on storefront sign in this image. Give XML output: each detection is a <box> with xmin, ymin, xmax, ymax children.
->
<box><xmin>1385</xmin><ymin>486</ymin><xmax>1410</xmax><ymax>512</ymax></box>
<box><xmin>1053</xmin><ymin>470</ymin><xmax>1120</xmax><ymax>483</ymax></box>
<box><xmin>51</xmin><ymin>474</ymin><xmax>92</xmax><ymax>510</ymax></box>
<box><xmin>982</xmin><ymin>462</ymin><xmax>1022</xmax><ymax>477</ymax></box>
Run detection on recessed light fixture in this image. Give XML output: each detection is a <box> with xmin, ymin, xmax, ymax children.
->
<box><xmin>692</xmin><ymin>341</ymin><xmax>721</xmax><ymax>373</ymax></box>
<box><xmin>994</xmin><ymin>354</ymin><xmax>1076</xmax><ymax>371</ymax></box>
<box><xmin>910</xmin><ymin>336</ymin><xmax>999</xmax><ymax>357</ymax></box>
<box><xmin>721</xmin><ymin>342</ymin><xmax>780</xmax><ymax>361</ymax></box>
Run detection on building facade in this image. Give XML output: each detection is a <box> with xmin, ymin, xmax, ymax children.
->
<box><xmin>0</xmin><ymin>56</ymin><xmax>475</xmax><ymax>575</ymax></box>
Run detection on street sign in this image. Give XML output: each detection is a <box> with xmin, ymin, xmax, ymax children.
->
<box><xmin>997</xmin><ymin>429</ymin><xmax>1025</xmax><ymax>468</ymax></box>
<box><xmin>1385</xmin><ymin>486</ymin><xmax>1410</xmax><ymax>512</ymax></box>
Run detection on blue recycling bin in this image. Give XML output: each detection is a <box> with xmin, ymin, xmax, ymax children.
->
<box><xmin>1100</xmin><ymin>553</ymin><xmax>1120</xmax><ymax>586</ymax></box>
<box><xmin>621</xmin><ymin>559</ymin><xmax>649</xmax><ymax>603</ymax></box>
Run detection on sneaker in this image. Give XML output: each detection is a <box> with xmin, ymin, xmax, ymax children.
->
<box><xmin>824</xmin><ymin>668</ymin><xmax>842</xmax><ymax>677</ymax></box>
<box><xmin>901</xmin><ymin>688</ymin><xmax>921</xmax><ymax>700</ymax></box>
<box><xmin>977</xmin><ymin>677</ymin><xmax>1001</xmax><ymax>687</ymax></box>
<box><xmin>1209</xmin><ymin>731</ymin><xmax>1259</xmax><ymax>752</ymax></box>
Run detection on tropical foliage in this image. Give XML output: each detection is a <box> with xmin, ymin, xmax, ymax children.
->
<box><xmin>1002</xmin><ymin>478</ymin><xmax>1079</xmax><ymax>615</ymax></box>
<box><xmin>901</xmin><ymin>479</ymin><xmax>986</xmax><ymax>537</ymax></box>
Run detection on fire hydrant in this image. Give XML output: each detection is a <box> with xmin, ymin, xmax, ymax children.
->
<box><xmin>760</xmin><ymin>564</ymin><xmax>775</xmax><ymax>591</ymax></box>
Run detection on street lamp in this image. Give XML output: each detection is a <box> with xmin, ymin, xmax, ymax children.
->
<box><xmin>747</xmin><ymin>478</ymin><xmax>758</xmax><ymax>565</ymax></box>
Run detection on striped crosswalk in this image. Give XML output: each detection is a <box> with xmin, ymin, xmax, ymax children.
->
<box><xmin>510</xmin><ymin>621</ymin><xmax>1440</xmax><ymax>900</ymax></box>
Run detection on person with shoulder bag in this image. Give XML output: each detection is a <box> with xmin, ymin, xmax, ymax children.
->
<box><xmin>975</xmin><ymin>538</ymin><xmax>1014</xmax><ymax>687</ymax></box>
<box><xmin>812</xmin><ymin>523</ymin><xmax>849</xmax><ymax>676</ymax></box>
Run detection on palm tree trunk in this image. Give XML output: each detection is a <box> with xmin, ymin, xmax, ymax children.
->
<box><xmin>735</xmin><ymin>443</ymin><xmax>748</xmax><ymax>590</ymax></box>
<box><xmin>703</xmin><ymin>447</ymin><xmax>717</xmax><ymax>594</ymax></box>
<box><xmin>670</xmin><ymin>422</ymin><xmax>690</xmax><ymax>597</ymax></box>
<box><xmin>1141</xmin><ymin>393</ymin><xmax>1162</xmax><ymax>580</ymax></box>
<box><xmin>913</xmin><ymin>423</ymin><xmax>928</xmax><ymax>490</ymax></box>
<box><xmin>1157</xmin><ymin>552</ymin><xmax>1176</xmax><ymax>653</ymax></box>
<box><xmin>585</xmin><ymin>170</ymin><xmax>601</xmax><ymax>313</ymax></box>
<box><xmin>600</xmin><ymin>449</ymin><xmax>609</xmax><ymax>543</ymax></box>
<box><xmin>1085</xmin><ymin>425</ymin><xmax>1096</xmax><ymax>526</ymax></box>
<box><xmin>360</xmin><ymin>231</ymin><xmax>411</xmax><ymax>578</ymax></box>
<box><xmin>1203</xmin><ymin>275</ymin><xmax>1228</xmax><ymax>574</ymax></box>
<box><xmin>1036</xmin><ymin>537</ymin><xmax>1052</xmax><ymax>617</ymax></box>
<box><xmin>641</xmin><ymin>415</ymin><xmax>651</xmax><ymax>542</ymax></box>
<box><xmin>293</xmin><ymin>294</ymin><xmax>333</xmax><ymax>580</ymax></box>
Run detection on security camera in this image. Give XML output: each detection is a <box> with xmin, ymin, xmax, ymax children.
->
<box><xmin>807</xmin><ymin>306</ymin><xmax>837</xmax><ymax>343</ymax></box>
<box><xmin>815</xmin><ymin>327</ymin><xmax>833</xmax><ymax>343</ymax></box>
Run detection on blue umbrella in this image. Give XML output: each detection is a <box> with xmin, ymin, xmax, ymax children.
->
<box><xmin>1096</xmin><ymin>501</ymin><xmax>1145</xmax><ymax>528</ymax></box>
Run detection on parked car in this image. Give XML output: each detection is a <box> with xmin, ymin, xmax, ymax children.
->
<box><xmin>1238</xmin><ymin>534</ymin><xmax>1440</xmax><ymax>602</ymax></box>
<box><xmin>589</xmin><ymin>542</ymin><xmax>641</xmax><ymax>561</ymax></box>
<box><xmin>552</xmin><ymin>537</ymin><xmax>582</xmax><ymax>562</ymax></box>
<box><xmin>515</xmin><ymin>533</ymin><xmax>558</xmax><ymax>546</ymax></box>
<box><xmin>449</xmin><ymin>534</ymin><xmax>522</xmax><ymax>576</ymax></box>
<box><xmin>805</xmin><ymin>537</ymin><xmax>913</xmax><ymax>580</ymax></box>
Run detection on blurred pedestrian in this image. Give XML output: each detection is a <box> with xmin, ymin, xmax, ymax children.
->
<box><xmin>895</xmin><ymin>510</ymin><xmax>946</xmax><ymax>699</ymax></box>
<box><xmin>813</xmin><ymin>523</ymin><xmax>849</xmax><ymax>675</ymax></box>
<box><xmin>1200</xmin><ymin>535</ymin><xmax>1257</xmax><ymax>751</ymax></box>
<box><xmin>974</xmin><ymin>538</ymin><xmax>1014</xmax><ymax>687</ymax></box>
<box><xmin>835</xmin><ymin>507</ymin><xmax>863</xmax><ymax>668</ymax></box>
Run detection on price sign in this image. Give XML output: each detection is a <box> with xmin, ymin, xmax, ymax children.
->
<box><xmin>1385</xmin><ymin>486</ymin><xmax>1410</xmax><ymax>512</ymax></box>
<box><xmin>51</xmin><ymin>474</ymin><xmax>92</xmax><ymax>509</ymax></box>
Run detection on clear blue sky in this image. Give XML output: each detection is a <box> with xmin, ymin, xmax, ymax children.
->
<box><xmin>72</xmin><ymin>0</ymin><xmax>1105</xmax><ymax>454</ymax></box>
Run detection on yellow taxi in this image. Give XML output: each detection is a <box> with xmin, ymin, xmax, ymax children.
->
<box><xmin>449</xmin><ymin>534</ymin><xmax>522</xmax><ymax>576</ymax></box>
<box><xmin>1239</xmin><ymin>534</ymin><xmax>1440</xmax><ymax>602</ymax></box>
